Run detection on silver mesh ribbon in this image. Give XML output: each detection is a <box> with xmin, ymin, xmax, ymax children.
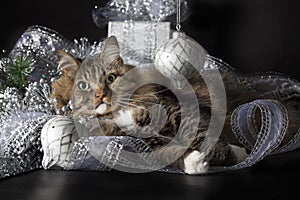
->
<box><xmin>211</xmin><ymin>100</ymin><xmax>288</xmax><ymax>172</ymax></box>
<box><xmin>64</xmin><ymin>136</ymin><xmax>155</xmax><ymax>172</ymax></box>
<box><xmin>60</xmin><ymin>135</ymin><xmax>183</xmax><ymax>174</ymax></box>
<box><xmin>0</xmin><ymin>113</ymin><xmax>53</xmax><ymax>179</ymax></box>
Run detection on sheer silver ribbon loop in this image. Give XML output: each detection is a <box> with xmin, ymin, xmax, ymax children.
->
<box><xmin>211</xmin><ymin>100</ymin><xmax>288</xmax><ymax>172</ymax></box>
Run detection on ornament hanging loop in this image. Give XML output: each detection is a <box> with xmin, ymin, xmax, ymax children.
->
<box><xmin>176</xmin><ymin>0</ymin><xmax>181</xmax><ymax>31</ymax></box>
<box><xmin>176</xmin><ymin>24</ymin><xmax>181</xmax><ymax>32</ymax></box>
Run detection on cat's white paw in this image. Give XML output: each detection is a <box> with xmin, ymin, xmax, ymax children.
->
<box><xmin>183</xmin><ymin>150</ymin><xmax>209</xmax><ymax>175</ymax></box>
<box><xmin>115</xmin><ymin>109</ymin><xmax>135</xmax><ymax>129</ymax></box>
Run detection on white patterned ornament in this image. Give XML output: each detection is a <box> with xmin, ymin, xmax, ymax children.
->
<box><xmin>154</xmin><ymin>31</ymin><xmax>207</xmax><ymax>89</ymax></box>
<box><xmin>41</xmin><ymin>116</ymin><xmax>78</xmax><ymax>169</ymax></box>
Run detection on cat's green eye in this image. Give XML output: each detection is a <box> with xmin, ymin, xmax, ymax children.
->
<box><xmin>78</xmin><ymin>81</ymin><xmax>90</xmax><ymax>90</ymax></box>
<box><xmin>106</xmin><ymin>74</ymin><xmax>117</xmax><ymax>84</ymax></box>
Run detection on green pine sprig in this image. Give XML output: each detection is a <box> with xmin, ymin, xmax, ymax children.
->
<box><xmin>2</xmin><ymin>55</ymin><xmax>35</xmax><ymax>91</ymax></box>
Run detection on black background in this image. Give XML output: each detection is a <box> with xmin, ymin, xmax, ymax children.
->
<box><xmin>1</xmin><ymin>0</ymin><xmax>300</xmax><ymax>78</ymax></box>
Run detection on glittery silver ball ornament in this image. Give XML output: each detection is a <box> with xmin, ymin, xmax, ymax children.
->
<box><xmin>154</xmin><ymin>31</ymin><xmax>207</xmax><ymax>89</ymax></box>
<box><xmin>41</xmin><ymin>116</ymin><xmax>78</xmax><ymax>169</ymax></box>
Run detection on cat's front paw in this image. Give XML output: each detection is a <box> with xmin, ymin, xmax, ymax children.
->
<box><xmin>183</xmin><ymin>151</ymin><xmax>209</xmax><ymax>175</ymax></box>
<box><xmin>132</xmin><ymin>108</ymin><xmax>150</xmax><ymax>127</ymax></box>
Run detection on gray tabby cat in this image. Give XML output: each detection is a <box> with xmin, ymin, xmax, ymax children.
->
<box><xmin>54</xmin><ymin>36</ymin><xmax>250</xmax><ymax>174</ymax></box>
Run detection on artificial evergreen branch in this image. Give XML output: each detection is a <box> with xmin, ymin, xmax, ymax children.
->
<box><xmin>1</xmin><ymin>55</ymin><xmax>35</xmax><ymax>91</ymax></box>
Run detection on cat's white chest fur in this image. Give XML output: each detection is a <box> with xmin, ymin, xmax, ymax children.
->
<box><xmin>95</xmin><ymin>104</ymin><xmax>108</xmax><ymax>115</ymax></box>
<box><xmin>114</xmin><ymin>109</ymin><xmax>136</xmax><ymax>130</ymax></box>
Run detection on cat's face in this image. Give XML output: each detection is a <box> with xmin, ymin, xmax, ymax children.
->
<box><xmin>70</xmin><ymin>36</ymin><xmax>170</xmax><ymax>121</ymax></box>
<box><xmin>71</xmin><ymin>36</ymin><xmax>134</xmax><ymax>118</ymax></box>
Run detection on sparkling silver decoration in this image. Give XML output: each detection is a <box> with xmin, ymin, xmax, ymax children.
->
<box><xmin>108</xmin><ymin>21</ymin><xmax>170</xmax><ymax>63</ymax></box>
<box><xmin>41</xmin><ymin>116</ymin><xmax>79</xmax><ymax>169</ymax></box>
<box><xmin>72</xmin><ymin>37</ymin><xmax>103</xmax><ymax>59</ymax></box>
<box><xmin>0</xmin><ymin>87</ymin><xmax>23</xmax><ymax>115</ymax></box>
<box><xmin>93</xmin><ymin>0</ymin><xmax>189</xmax><ymax>27</ymax></box>
<box><xmin>0</xmin><ymin>113</ymin><xmax>52</xmax><ymax>179</ymax></box>
<box><xmin>154</xmin><ymin>31</ymin><xmax>207</xmax><ymax>89</ymax></box>
<box><xmin>23</xmin><ymin>80</ymin><xmax>56</xmax><ymax>115</ymax></box>
<box><xmin>0</xmin><ymin>81</ymin><xmax>56</xmax><ymax>116</ymax></box>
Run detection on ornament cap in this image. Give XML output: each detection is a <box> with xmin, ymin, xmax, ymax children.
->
<box><xmin>172</xmin><ymin>31</ymin><xmax>186</xmax><ymax>39</ymax></box>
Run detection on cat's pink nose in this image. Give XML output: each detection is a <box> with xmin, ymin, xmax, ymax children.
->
<box><xmin>96</xmin><ymin>92</ymin><xmax>105</xmax><ymax>100</ymax></box>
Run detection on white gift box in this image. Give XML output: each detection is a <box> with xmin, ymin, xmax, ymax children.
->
<box><xmin>108</xmin><ymin>21</ymin><xmax>170</xmax><ymax>63</ymax></box>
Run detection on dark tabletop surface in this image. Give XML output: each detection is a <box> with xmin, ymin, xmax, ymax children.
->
<box><xmin>1</xmin><ymin>149</ymin><xmax>299</xmax><ymax>200</ymax></box>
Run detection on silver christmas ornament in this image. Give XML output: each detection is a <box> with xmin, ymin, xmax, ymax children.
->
<box><xmin>41</xmin><ymin>116</ymin><xmax>78</xmax><ymax>169</ymax></box>
<box><xmin>154</xmin><ymin>31</ymin><xmax>207</xmax><ymax>89</ymax></box>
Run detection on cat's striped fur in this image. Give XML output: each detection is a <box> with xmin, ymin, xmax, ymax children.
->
<box><xmin>51</xmin><ymin>36</ymin><xmax>252</xmax><ymax>174</ymax></box>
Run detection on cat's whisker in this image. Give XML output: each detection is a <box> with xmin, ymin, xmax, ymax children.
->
<box><xmin>118</xmin><ymin>101</ymin><xmax>140</xmax><ymax>109</ymax></box>
<box><xmin>132</xmin><ymin>89</ymin><xmax>169</xmax><ymax>97</ymax></box>
<box><xmin>116</xmin><ymin>103</ymin><xmax>136</xmax><ymax>111</ymax></box>
<box><xmin>133</xmin><ymin>89</ymin><xmax>169</xmax><ymax>101</ymax></box>
<box><xmin>118</xmin><ymin>88</ymin><xmax>169</xmax><ymax>98</ymax></box>
<box><xmin>117</xmin><ymin>101</ymin><xmax>144</xmax><ymax>109</ymax></box>
<box><xmin>118</xmin><ymin>98</ymin><xmax>151</xmax><ymax>104</ymax></box>
<box><xmin>118</xmin><ymin>94</ymin><xmax>158</xmax><ymax>101</ymax></box>
<box><xmin>117</xmin><ymin>95</ymin><xmax>154</xmax><ymax>101</ymax></box>
<box><xmin>114</xmin><ymin>92</ymin><xmax>155</xmax><ymax>100</ymax></box>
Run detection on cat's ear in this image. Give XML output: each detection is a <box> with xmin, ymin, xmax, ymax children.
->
<box><xmin>56</xmin><ymin>50</ymin><xmax>81</xmax><ymax>80</ymax></box>
<box><xmin>100</xmin><ymin>36</ymin><xmax>122</xmax><ymax>66</ymax></box>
